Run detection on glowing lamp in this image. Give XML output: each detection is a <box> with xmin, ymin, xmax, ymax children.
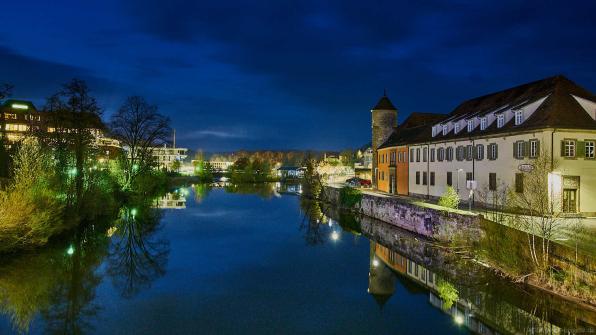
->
<box><xmin>67</xmin><ymin>245</ymin><xmax>75</xmax><ymax>256</ymax></box>
<box><xmin>11</xmin><ymin>103</ymin><xmax>28</xmax><ymax>110</ymax></box>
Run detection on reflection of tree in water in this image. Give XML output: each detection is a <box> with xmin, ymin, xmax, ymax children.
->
<box><xmin>193</xmin><ymin>183</ymin><xmax>211</xmax><ymax>203</ymax></box>
<box><xmin>299</xmin><ymin>198</ymin><xmax>327</xmax><ymax>245</ymax></box>
<box><xmin>41</xmin><ymin>222</ymin><xmax>110</xmax><ymax>335</ymax></box>
<box><xmin>107</xmin><ymin>207</ymin><xmax>170</xmax><ymax>299</ymax></box>
<box><xmin>224</xmin><ymin>183</ymin><xmax>275</xmax><ymax>199</ymax></box>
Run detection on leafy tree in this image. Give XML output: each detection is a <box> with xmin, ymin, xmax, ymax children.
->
<box><xmin>170</xmin><ymin>160</ymin><xmax>181</xmax><ymax>173</ymax></box>
<box><xmin>438</xmin><ymin>186</ymin><xmax>460</xmax><ymax>209</ymax></box>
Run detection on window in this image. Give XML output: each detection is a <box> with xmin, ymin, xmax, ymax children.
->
<box><xmin>423</xmin><ymin>148</ymin><xmax>428</xmax><ymax>162</ymax></box>
<box><xmin>430</xmin><ymin>172</ymin><xmax>435</xmax><ymax>186</ymax></box>
<box><xmin>515</xmin><ymin>173</ymin><xmax>524</xmax><ymax>193</ymax></box>
<box><xmin>381</xmin><ymin>171</ymin><xmax>384</xmax><ymax>180</ymax></box>
<box><xmin>480</xmin><ymin>117</ymin><xmax>487</xmax><ymax>130</ymax></box>
<box><xmin>467</xmin><ymin>120</ymin><xmax>473</xmax><ymax>132</ymax></box>
<box><xmin>515</xmin><ymin>141</ymin><xmax>525</xmax><ymax>159</ymax></box>
<box><xmin>442</xmin><ymin>125</ymin><xmax>448</xmax><ymax>135</ymax></box>
<box><xmin>456</xmin><ymin>146</ymin><xmax>464</xmax><ymax>161</ymax></box>
<box><xmin>586</xmin><ymin>141</ymin><xmax>595</xmax><ymax>159</ymax></box>
<box><xmin>4</xmin><ymin>113</ymin><xmax>17</xmax><ymax>120</ymax></box>
<box><xmin>489</xmin><ymin>173</ymin><xmax>497</xmax><ymax>191</ymax></box>
<box><xmin>529</xmin><ymin>140</ymin><xmax>539</xmax><ymax>158</ymax></box>
<box><xmin>390</xmin><ymin>151</ymin><xmax>396</xmax><ymax>165</ymax></box>
<box><xmin>476</xmin><ymin>144</ymin><xmax>484</xmax><ymax>160</ymax></box>
<box><xmin>497</xmin><ymin>114</ymin><xmax>505</xmax><ymax>128</ymax></box>
<box><xmin>563</xmin><ymin>140</ymin><xmax>576</xmax><ymax>158</ymax></box>
<box><xmin>466</xmin><ymin>145</ymin><xmax>473</xmax><ymax>161</ymax></box>
<box><xmin>466</xmin><ymin>172</ymin><xmax>473</xmax><ymax>181</ymax></box>
<box><xmin>446</xmin><ymin>147</ymin><xmax>453</xmax><ymax>161</ymax></box>
<box><xmin>416</xmin><ymin>171</ymin><xmax>420</xmax><ymax>185</ymax></box>
<box><xmin>488</xmin><ymin>143</ymin><xmax>498</xmax><ymax>160</ymax></box>
<box><xmin>430</xmin><ymin>148</ymin><xmax>435</xmax><ymax>162</ymax></box>
<box><xmin>4</xmin><ymin>124</ymin><xmax>29</xmax><ymax>132</ymax></box>
<box><xmin>514</xmin><ymin>110</ymin><xmax>524</xmax><ymax>125</ymax></box>
<box><xmin>454</xmin><ymin>123</ymin><xmax>460</xmax><ymax>133</ymax></box>
<box><xmin>416</xmin><ymin>148</ymin><xmax>420</xmax><ymax>162</ymax></box>
<box><xmin>446</xmin><ymin>172</ymin><xmax>452</xmax><ymax>186</ymax></box>
<box><xmin>423</xmin><ymin>172</ymin><xmax>428</xmax><ymax>185</ymax></box>
<box><xmin>437</xmin><ymin>148</ymin><xmax>444</xmax><ymax>161</ymax></box>
<box><xmin>410</xmin><ymin>149</ymin><xmax>415</xmax><ymax>162</ymax></box>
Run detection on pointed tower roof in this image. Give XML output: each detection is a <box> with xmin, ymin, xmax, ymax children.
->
<box><xmin>372</xmin><ymin>92</ymin><xmax>397</xmax><ymax>110</ymax></box>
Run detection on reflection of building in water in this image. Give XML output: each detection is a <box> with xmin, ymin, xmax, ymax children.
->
<box><xmin>274</xmin><ymin>183</ymin><xmax>303</xmax><ymax>195</ymax></box>
<box><xmin>368</xmin><ymin>244</ymin><xmax>396</xmax><ymax>308</ymax></box>
<box><xmin>370</xmin><ymin>241</ymin><xmax>565</xmax><ymax>335</ymax></box>
<box><xmin>153</xmin><ymin>193</ymin><xmax>186</xmax><ymax>209</ymax></box>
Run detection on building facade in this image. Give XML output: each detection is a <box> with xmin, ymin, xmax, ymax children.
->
<box><xmin>150</xmin><ymin>145</ymin><xmax>188</xmax><ymax>171</ymax></box>
<box><xmin>374</xmin><ymin>76</ymin><xmax>596</xmax><ymax>215</ymax></box>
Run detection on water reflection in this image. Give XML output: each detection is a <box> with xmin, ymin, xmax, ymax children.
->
<box><xmin>0</xmin><ymin>184</ymin><xmax>593</xmax><ymax>334</ymax></box>
<box><xmin>107</xmin><ymin>207</ymin><xmax>170</xmax><ymax>299</ymax></box>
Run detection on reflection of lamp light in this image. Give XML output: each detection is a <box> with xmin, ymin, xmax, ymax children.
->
<box><xmin>454</xmin><ymin>315</ymin><xmax>464</xmax><ymax>325</ymax></box>
<box><xmin>331</xmin><ymin>231</ymin><xmax>339</xmax><ymax>241</ymax></box>
<box><xmin>131</xmin><ymin>208</ymin><xmax>138</xmax><ymax>218</ymax></box>
<box><xmin>372</xmin><ymin>258</ymin><xmax>379</xmax><ymax>267</ymax></box>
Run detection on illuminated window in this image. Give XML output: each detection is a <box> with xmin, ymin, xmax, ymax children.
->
<box><xmin>11</xmin><ymin>103</ymin><xmax>28</xmax><ymax>110</ymax></box>
<box><xmin>4</xmin><ymin>113</ymin><xmax>17</xmax><ymax>120</ymax></box>
<box><xmin>454</xmin><ymin>123</ymin><xmax>460</xmax><ymax>133</ymax></box>
<box><xmin>467</xmin><ymin>120</ymin><xmax>473</xmax><ymax>132</ymax></box>
<box><xmin>442</xmin><ymin>125</ymin><xmax>448</xmax><ymax>135</ymax></box>
<box><xmin>497</xmin><ymin>114</ymin><xmax>505</xmax><ymax>128</ymax></box>
<box><xmin>5</xmin><ymin>124</ymin><xmax>29</xmax><ymax>132</ymax></box>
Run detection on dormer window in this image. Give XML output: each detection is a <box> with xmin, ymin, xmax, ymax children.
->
<box><xmin>497</xmin><ymin>114</ymin><xmax>505</xmax><ymax>128</ymax></box>
<box><xmin>514</xmin><ymin>110</ymin><xmax>524</xmax><ymax>125</ymax></box>
<box><xmin>454</xmin><ymin>123</ymin><xmax>460</xmax><ymax>133</ymax></box>
<box><xmin>442</xmin><ymin>125</ymin><xmax>448</xmax><ymax>135</ymax></box>
<box><xmin>467</xmin><ymin>120</ymin><xmax>474</xmax><ymax>132</ymax></box>
<box><xmin>480</xmin><ymin>117</ymin><xmax>487</xmax><ymax>130</ymax></box>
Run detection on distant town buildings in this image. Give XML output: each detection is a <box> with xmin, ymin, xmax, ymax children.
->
<box><xmin>209</xmin><ymin>160</ymin><xmax>234</xmax><ymax>172</ymax></box>
<box><xmin>276</xmin><ymin>166</ymin><xmax>305</xmax><ymax>179</ymax></box>
<box><xmin>372</xmin><ymin>75</ymin><xmax>596</xmax><ymax>215</ymax></box>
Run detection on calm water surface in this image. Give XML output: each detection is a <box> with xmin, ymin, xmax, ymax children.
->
<box><xmin>0</xmin><ymin>185</ymin><xmax>593</xmax><ymax>334</ymax></box>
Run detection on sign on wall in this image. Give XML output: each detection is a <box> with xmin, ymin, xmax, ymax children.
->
<box><xmin>518</xmin><ymin>164</ymin><xmax>534</xmax><ymax>173</ymax></box>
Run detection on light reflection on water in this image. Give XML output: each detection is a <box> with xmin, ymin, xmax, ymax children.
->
<box><xmin>0</xmin><ymin>184</ymin><xmax>593</xmax><ymax>334</ymax></box>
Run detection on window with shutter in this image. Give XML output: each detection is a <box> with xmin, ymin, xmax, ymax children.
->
<box><xmin>586</xmin><ymin>141</ymin><xmax>595</xmax><ymax>159</ymax></box>
<box><xmin>476</xmin><ymin>144</ymin><xmax>484</xmax><ymax>160</ymax></box>
<box><xmin>430</xmin><ymin>172</ymin><xmax>435</xmax><ymax>186</ymax></box>
<box><xmin>447</xmin><ymin>172</ymin><xmax>452</xmax><ymax>186</ymax></box>
<box><xmin>529</xmin><ymin>140</ymin><xmax>539</xmax><ymax>158</ymax></box>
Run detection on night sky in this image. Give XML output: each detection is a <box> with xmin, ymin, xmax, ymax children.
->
<box><xmin>2</xmin><ymin>1</ymin><xmax>595</xmax><ymax>152</ymax></box>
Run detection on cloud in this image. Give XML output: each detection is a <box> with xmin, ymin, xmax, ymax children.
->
<box><xmin>179</xmin><ymin>129</ymin><xmax>252</xmax><ymax>140</ymax></box>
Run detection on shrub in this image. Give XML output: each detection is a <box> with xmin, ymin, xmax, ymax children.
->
<box><xmin>438</xmin><ymin>186</ymin><xmax>460</xmax><ymax>209</ymax></box>
<box><xmin>339</xmin><ymin>186</ymin><xmax>362</xmax><ymax>208</ymax></box>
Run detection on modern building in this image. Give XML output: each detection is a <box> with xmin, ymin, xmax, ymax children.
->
<box><xmin>1</xmin><ymin>99</ymin><xmax>121</xmax><ymax>160</ymax></box>
<box><xmin>150</xmin><ymin>144</ymin><xmax>188</xmax><ymax>171</ymax></box>
<box><xmin>209</xmin><ymin>160</ymin><xmax>234</xmax><ymax>172</ymax></box>
<box><xmin>374</xmin><ymin>75</ymin><xmax>596</xmax><ymax>215</ymax></box>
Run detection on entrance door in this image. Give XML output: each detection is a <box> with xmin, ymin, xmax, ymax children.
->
<box><xmin>562</xmin><ymin>189</ymin><xmax>577</xmax><ymax>213</ymax></box>
<box><xmin>389</xmin><ymin>175</ymin><xmax>395</xmax><ymax>194</ymax></box>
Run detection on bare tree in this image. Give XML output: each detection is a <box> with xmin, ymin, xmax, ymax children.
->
<box><xmin>506</xmin><ymin>149</ymin><xmax>580</xmax><ymax>278</ymax></box>
<box><xmin>110</xmin><ymin>96</ymin><xmax>171</xmax><ymax>188</ymax></box>
<box><xmin>0</xmin><ymin>83</ymin><xmax>13</xmax><ymax>101</ymax></box>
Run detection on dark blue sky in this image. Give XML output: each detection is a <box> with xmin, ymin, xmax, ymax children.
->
<box><xmin>2</xmin><ymin>1</ymin><xmax>595</xmax><ymax>151</ymax></box>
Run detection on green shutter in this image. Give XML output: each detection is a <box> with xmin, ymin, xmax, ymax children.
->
<box><xmin>523</xmin><ymin>141</ymin><xmax>529</xmax><ymax>158</ymax></box>
<box><xmin>577</xmin><ymin>141</ymin><xmax>585</xmax><ymax>158</ymax></box>
<box><xmin>535</xmin><ymin>140</ymin><xmax>540</xmax><ymax>157</ymax></box>
<box><xmin>561</xmin><ymin>140</ymin><xmax>565</xmax><ymax>157</ymax></box>
<box><xmin>513</xmin><ymin>142</ymin><xmax>517</xmax><ymax>159</ymax></box>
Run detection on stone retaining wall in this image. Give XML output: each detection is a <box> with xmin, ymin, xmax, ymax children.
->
<box><xmin>323</xmin><ymin>186</ymin><xmax>483</xmax><ymax>242</ymax></box>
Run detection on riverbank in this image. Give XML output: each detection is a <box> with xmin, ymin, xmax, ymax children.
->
<box><xmin>316</xmin><ymin>185</ymin><xmax>596</xmax><ymax>308</ymax></box>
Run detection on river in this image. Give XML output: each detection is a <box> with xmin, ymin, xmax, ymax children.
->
<box><xmin>0</xmin><ymin>184</ymin><xmax>594</xmax><ymax>334</ymax></box>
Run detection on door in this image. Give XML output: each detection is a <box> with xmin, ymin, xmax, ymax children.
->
<box><xmin>562</xmin><ymin>189</ymin><xmax>577</xmax><ymax>213</ymax></box>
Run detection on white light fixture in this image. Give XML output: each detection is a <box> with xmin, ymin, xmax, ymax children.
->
<box><xmin>11</xmin><ymin>103</ymin><xmax>28</xmax><ymax>110</ymax></box>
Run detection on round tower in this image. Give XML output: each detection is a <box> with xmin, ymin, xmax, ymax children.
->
<box><xmin>371</xmin><ymin>92</ymin><xmax>397</xmax><ymax>187</ymax></box>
